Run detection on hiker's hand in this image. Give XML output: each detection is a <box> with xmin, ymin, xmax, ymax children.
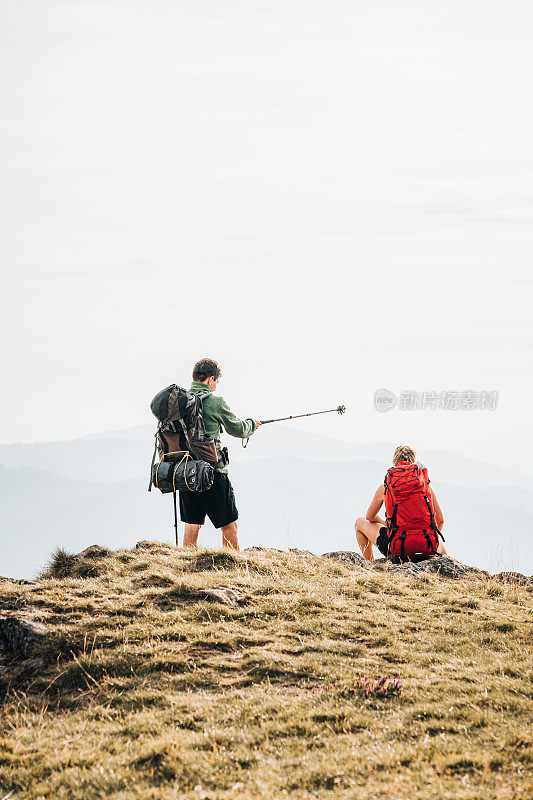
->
<box><xmin>254</xmin><ymin>420</ymin><xmax>262</xmax><ymax>428</ymax></box>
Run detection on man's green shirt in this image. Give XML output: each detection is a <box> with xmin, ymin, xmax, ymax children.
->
<box><xmin>189</xmin><ymin>381</ymin><xmax>257</xmax><ymax>473</ymax></box>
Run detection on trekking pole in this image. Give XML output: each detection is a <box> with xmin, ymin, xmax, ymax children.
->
<box><xmin>242</xmin><ymin>405</ymin><xmax>346</xmax><ymax>447</ymax></box>
<box><xmin>260</xmin><ymin>405</ymin><xmax>346</xmax><ymax>425</ymax></box>
<box><xmin>172</xmin><ymin>489</ymin><xmax>178</xmax><ymax>547</ymax></box>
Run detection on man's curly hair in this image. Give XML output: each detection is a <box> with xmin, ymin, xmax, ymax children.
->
<box><xmin>192</xmin><ymin>358</ymin><xmax>221</xmax><ymax>382</ymax></box>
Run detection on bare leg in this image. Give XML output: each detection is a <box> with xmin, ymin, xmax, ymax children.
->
<box><xmin>183</xmin><ymin>523</ymin><xmax>201</xmax><ymax>548</ymax></box>
<box><xmin>437</xmin><ymin>538</ymin><xmax>447</xmax><ymax>555</ymax></box>
<box><xmin>355</xmin><ymin>517</ymin><xmax>384</xmax><ymax>562</ymax></box>
<box><xmin>221</xmin><ymin>521</ymin><xmax>239</xmax><ymax>551</ymax></box>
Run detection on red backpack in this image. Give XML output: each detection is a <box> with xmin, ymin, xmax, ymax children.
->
<box><xmin>384</xmin><ymin>461</ymin><xmax>444</xmax><ymax>562</ymax></box>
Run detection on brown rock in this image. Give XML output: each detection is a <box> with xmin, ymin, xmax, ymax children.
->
<box><xmin>0</xmin><ymin>576</ymin><xmax>40</xmax><ymax>586</ymax></box>
<box><xmin>322</xmin><ymin>551</ymin><xmax>491</xmax><ymax>580</ymax></box>
<box><xmin>322</xmin><ymin>551</ymin><xmax>372</xmax><ymax>570</ymax></box>
<box><xmin>197</xmin><ymin>587</ymin><xmax>249</xmax><ymax>607</ymax></box>
<box><xmin>381</xmin><ymin>555</ymin><xmax>490</xmax><ymax>580</ymax></box>
<box><xmin>494</xmin><ymin>571</ymin><xmax>532</xmax><ymax>587</ymax></box>
<box><xmin>78</xmin><ymin>545</ymin><xmax>110</xmax><ymax>559</ymax></box>
<box><xmin>135</xmin><ymin>540</ymin><xmax>174</xmax><ymax>552</ymax></box>
<box><xmin>0</xmin><ymin>615</ymin><xmax>47</xmax><ymax>658</ymax></box>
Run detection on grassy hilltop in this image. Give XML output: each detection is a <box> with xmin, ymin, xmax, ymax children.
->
<box><xmin>0</xmin><ymin>544</ymin><xmax>531</xmax><ymax>800</ymax></box>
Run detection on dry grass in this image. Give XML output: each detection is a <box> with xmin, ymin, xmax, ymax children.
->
<box><xmin>0</xmin><ymin>544</ymin><xmax>531</xmax><ymax>799</ymax></box>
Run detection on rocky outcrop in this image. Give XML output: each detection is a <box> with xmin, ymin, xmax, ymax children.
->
<box><xmin>374</xmin><ymin>555</ymin><xmax>490</xmax><ymax>580</ymax></box>
<box><xmin>321</xmin><ymin>551</ymin><xmax>370</xmax><ymax>569</ymax></box>
<box><xmin>0</xmin><ymin>614</ymin><xmax>47</xmax><ymax>659</ymax></box>
<box><xmin>78</xmin><ymin>545</ymin><xmax>111</xmax><ymax>559</ymax></box>
<box><xmin>197</xmin><ymin>587</ymin><xmax>249</xmax><ymax>608</ymax></box>
<box><xmin>0</xmin><ymin>576</ymin><xmax>40</xmax><ymax>586</ymax></box>
<box><xmin>135</xmin><ymin>540</ymin><xmax>175</xmax><ymax>553</ymax></box>
<box><xmin>493</xmin><ymin>571</ymin><xmax>532</xmax><ymax>587</ymax></box>
<box><xmin>322</xmin><ymin>551</ymin><xmax>532</xmax><ymax>586</ymax></box>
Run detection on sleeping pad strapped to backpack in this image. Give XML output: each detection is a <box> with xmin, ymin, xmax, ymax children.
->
<box><xmin>148</xmin><ymin>384</ymin><xmax>217</xmax><ymax>493</ymax></box>
<box><xmin>384</xmin><ymin>461</ymin><xmax>444</xmax><ymax>562</ymax></box>
<box><xmin>151</xmin><ymin>456</ymin><xmax>214</xmax><ymax>494</ymax></box>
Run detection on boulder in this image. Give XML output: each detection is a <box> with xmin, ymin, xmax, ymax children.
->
<box><xmin>135</xmin><ymin>540</ymin><xmax>175</xmax><ymax>552</ymax></box>
<box><xmin>78</xmin><ymin>545</ymin><xmax>110</xmax><ymax>559</ymax></box>
<box><xmin>380</xmin><ymin>555</ymin><xmax>490</xmax><ymax>580</ymax></box>
<box><xmin>494</xmin><ymin>571</ymin><xmax>533</xmax><ymax>588</ymax></box>
<box><xmin>0</xmin><ymin>615</ymin><xmax>47</xmax><ymax>658</ymax></box>
<box><xmin>322</xmin><ymin>551</ymin><xmax>372</xmax><ymax>570</ymax></box>
<box><xmin>321</xmin><ymin>551</ymin><xmax>531</xmax><ymax>583</ymax></box>
<box><xmin>197</xmin><ymin>587</ymin><xmax>249</xmax><ymax>608</ymax></box>
<box><xmin>0</xmin><ymin>576</ymin><xmax>40</xmax><ymax>586</ymax></box>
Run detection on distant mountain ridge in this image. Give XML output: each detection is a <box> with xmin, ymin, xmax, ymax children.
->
<box><xmin>1</xmin><ymin>425</ymin><xmax>532</xmax><ymax>490</ymax></box>
<box><xmin>1</xmin><ymin>426</ymin><xmax>531</xmax><ymax>580</ymax></box>
<box><xmin>1</xmin><ymin>452</ymin><xmax>531</xmax><ymax>580</ymax></box>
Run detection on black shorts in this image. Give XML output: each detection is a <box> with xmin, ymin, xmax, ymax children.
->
<box><xmin>179</xmin><ymin>472</ymin><xmax>238</xmax><ymax>529</ymax></box>
<box><xmin>376</xmin><ymin>526</ymin><xmax>390</xmax><ymax>557</ymax></box>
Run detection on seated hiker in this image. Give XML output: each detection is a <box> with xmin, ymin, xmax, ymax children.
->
<box><xmin>178</xmin><ymin>358</ymin><xmax>261</xmax><ymax>552</ymax></box>
<box><xmin>355</xmin><ymin>445</ymin><xmax>447</xmax><ymax>562</ymax></box>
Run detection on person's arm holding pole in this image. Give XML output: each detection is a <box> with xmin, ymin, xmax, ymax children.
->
<box><xmin>217</xmin><ymin>398</ymin><xmax>262</xmax><ymax>438</ymax></box>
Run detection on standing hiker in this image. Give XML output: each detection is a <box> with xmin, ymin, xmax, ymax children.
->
<box><xmin>178</xmin><ymin>358</ymin><xmax>261</xmax><ymax>551</ymax></box>
<box><xmin>355</xmin><ymin>445</ymin><xmax>447</xmax><ymax>562</ymax></box>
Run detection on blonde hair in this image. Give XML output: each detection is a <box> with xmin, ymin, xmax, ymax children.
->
<box><xmin>393</xmin><ymin>445</ymin><xmax>416</xmax><ymax>465</ymax></box>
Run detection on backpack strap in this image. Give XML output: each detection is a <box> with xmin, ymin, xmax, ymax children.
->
<box><xmin>384</xmin><ymin>473</ymin><xmax>398</xmax><ymax>543</ymax></box>
<box><xmin>172</xmin><ymin>486</ymin><xmax>178</xmax><ymax>546</ymax></box>
<box><xmin>165</xmin><ymin>397</ymin><xmax>199</xmax><ymax>457</ymax></box>
<box><xmin>400</xmin><ymin>530</ymin><xmax>407</xmax><ymax>560</ymax></box>
<box><xmin>180</xmin><ymin>391</ymin><xmax>214</xmax><ymax>459</ymax></box>
<box><xmin>147</xmin><ymin>429</ymin><xmax>160</xmax><ymax>492</ymax></box>
<box><xmin>424</xmin><ymin>494</ymin><xmax>445</xmax><ymax>541</ymax></box>
<box><xmin>383</xmin><ymin>471</ymin><xmax>396</xmax><ymax>541</ymax></box>
<box><xmin>386</xmin><ymin>503</ymin><xmax>398</xmax><ymax>544</ymax></box>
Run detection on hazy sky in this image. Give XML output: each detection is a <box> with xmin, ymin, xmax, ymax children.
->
<box><xmin>1</xmin><ymin>1</ymin><xmax>532</xmax><ymax>471</ymax></box>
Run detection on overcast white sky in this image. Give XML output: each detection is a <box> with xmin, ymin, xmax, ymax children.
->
<box><xmin>1</xmin><ymin>0</ymin><xmax>532</xmax><ymax>472</ymax></box>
